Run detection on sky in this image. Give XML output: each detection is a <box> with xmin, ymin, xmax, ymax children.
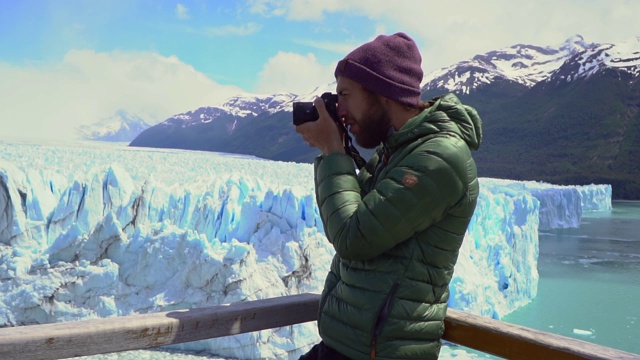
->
<box><xmin>1</xmin><ymin>0</ymin><xmax>640</xmax><ymax>140</ymax></box>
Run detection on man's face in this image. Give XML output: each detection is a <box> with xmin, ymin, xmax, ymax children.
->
<box><xmin>336</xmin><ymin>77</ymin><xmax>392</xmax><ymax>149</ymax></box>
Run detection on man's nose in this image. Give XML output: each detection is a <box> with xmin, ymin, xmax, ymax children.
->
<box><xmin>338</xmin><ymin>101</ymin><xmax>347</xmax><ymax>119</ymax></box>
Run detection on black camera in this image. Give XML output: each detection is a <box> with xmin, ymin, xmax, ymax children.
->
<box><xmin>292</xmin><ymin>92</ymin><xmax>339</xmax><ymax>126</ymax></box>
<box><xmin>292</xmin><ymin>92</ymin><xmax>367</xmax><ymax>169</ymax></box>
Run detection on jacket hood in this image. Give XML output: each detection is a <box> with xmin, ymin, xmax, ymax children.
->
<box><xmin>385</xmin><ymin>93</ymin><xmax>483</xmax><ymax>151</ymax></box>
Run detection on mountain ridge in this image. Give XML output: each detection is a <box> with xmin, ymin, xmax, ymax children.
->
<box><xmin>421</xmin><ymin>34</ymin><xmax>594</xmax><ymax>94</ymax></box>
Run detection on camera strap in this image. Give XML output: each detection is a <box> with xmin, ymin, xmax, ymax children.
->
<box><xmin>336</xmin><ymin>121</ymin><xmax>367</xmax><ymax>170</ymax></box>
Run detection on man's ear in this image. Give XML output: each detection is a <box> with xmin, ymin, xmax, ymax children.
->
<box><xmin>379</xmin><ymin>95</ymin><xmax>404</xmax><ymax>113</ymax></box>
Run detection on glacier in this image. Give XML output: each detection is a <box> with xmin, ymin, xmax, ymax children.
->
<box><xmin>0</xmin><ymin>140</ymin><xmax>611</xmax><ymax>359</ymax></box>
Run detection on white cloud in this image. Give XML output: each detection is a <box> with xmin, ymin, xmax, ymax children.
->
<box><xmin>247</xmin><ymin>0</ymin><xmax>287</xmax><ymax>17</ymax></box>
<box><xmin>248</xmin><ymin>0</ymin><xmax>640</xmax><ymax>73</ymax></box>
<box><xmin>293</xmin><ymin>39</ymin><xmax>358</xmax><ymax>54</ymax></box>
<box><xmin>254</xmin><ymin>52</ymin><xmax>334</xmax><ymax>94</ymax></box>
<box><xmin>0</xmin><ymin>50</ymin><xmax>243</xmax><ymax>141</ymax></box>
<box><xmin>176</xmin><ymin>3</ymin><xmax>190</xmax><ymax>20</ymax></box>
<box><xmin>201</xmin><ymin>22</ymin><xmax>262</xmax><ymax>36</ymax></box>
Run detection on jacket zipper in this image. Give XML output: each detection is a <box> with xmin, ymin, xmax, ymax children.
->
<box><xmin>370</xmin><ymin>282</ymin><xmax>399</xmax><ymax>359</ymax></box>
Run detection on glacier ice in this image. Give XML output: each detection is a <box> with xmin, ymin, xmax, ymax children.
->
<box><xmin>0</xmin><ymin>141</ymin><xmax>612</xmax><ymax>359</ymax></box>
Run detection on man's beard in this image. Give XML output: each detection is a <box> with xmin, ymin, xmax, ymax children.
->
<box><xmin>353</xmin><ymin>95</ymin><xmax>392</xmax><ymax>149</ymax></box>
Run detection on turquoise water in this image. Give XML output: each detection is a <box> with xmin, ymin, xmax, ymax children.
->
<box><xmin>502</xmin><ymin>200</ymin><xmax>640</xmax><ymax>355</ymax></box>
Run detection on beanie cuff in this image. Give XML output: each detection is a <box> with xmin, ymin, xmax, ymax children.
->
<box><xmin>335</xmin><ymin>59</ymin><xmax>422</xmax><ymax>107</ymax></box>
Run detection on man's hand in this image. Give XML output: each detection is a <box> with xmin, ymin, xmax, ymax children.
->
<box><xmin>295</xmin><ymin>97</ymin><xmax>345</xmax><ymax>156</ymax></box>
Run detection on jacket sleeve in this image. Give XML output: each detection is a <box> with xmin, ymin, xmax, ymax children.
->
<box><xmin>314</xmin><ymin>143</ymin><xmax>465</xmax><ymax>261</ymax></box>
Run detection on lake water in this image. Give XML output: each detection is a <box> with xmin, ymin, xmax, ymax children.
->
<box><xmin>501</xmin><ymin>200</ymin><xmax>640</xmax><ymax>356</ymax></box>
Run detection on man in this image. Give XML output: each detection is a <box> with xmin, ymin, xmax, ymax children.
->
<box><xmin>296</xmin><ymin>32</ymin><xmax>482</xmax><ymax>360</ymax></box>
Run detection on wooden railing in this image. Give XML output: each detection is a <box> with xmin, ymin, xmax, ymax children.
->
<box><xmin>0</xmin><ymin>293</ymin><xmax>637</xmax><ymax>360</ymax></box>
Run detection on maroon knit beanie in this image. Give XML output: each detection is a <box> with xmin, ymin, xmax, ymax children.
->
<box><xmin>334</xmin><ymin>32</ymin><xmax>423</xmax><ymax>107</ymax></box>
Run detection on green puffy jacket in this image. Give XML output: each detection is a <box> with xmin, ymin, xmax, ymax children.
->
<box><xmin>314</xmin><ymin>94</ymin><xmax>482</xmax><ymax>360</ymax></box>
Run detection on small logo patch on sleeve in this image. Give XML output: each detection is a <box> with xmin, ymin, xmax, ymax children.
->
<box><xmin>402</xmin><ymin>173</ymin><xmax>418</xmax><ymax>188</ymax></box>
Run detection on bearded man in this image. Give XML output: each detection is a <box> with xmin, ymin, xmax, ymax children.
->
<box><xmin>296</xmin><ymin>32</ymin><xmax>482</xmax><ymax>360</ymax></box>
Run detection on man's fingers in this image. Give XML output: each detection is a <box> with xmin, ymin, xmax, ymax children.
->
<box><xmin>313</xmin><ymin>97</ymin><xmax>331</xmax><ymax>122</ymax></box>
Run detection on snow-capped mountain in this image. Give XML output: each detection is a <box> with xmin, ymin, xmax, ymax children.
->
<box><xmin>129</xmin><ymin>91</ymin><xmax>310</xmax><ymax>159</ymax></box>
<box><xmin>78</xmin><ymin>110</ymin><xmax>152</xmax><ymax>142</ymax></box>
<box><xmin>163</xmin><ymin>92</ymin><xmax>298</xmax><ymax>129</ymax></box>
<box><xmin>157</xmin><ymin>84</ymin><xmax>339</xmax><ymax>131</ymax></box>
<box><xmin>422</xmin><ymin>35</ymin><xmax>595</xmax><ymax>94</ymax></box>
<box><xmin>543</xmin><ymin>35</ymin><xmax>640</xmax><ymax>86</ymax></box>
